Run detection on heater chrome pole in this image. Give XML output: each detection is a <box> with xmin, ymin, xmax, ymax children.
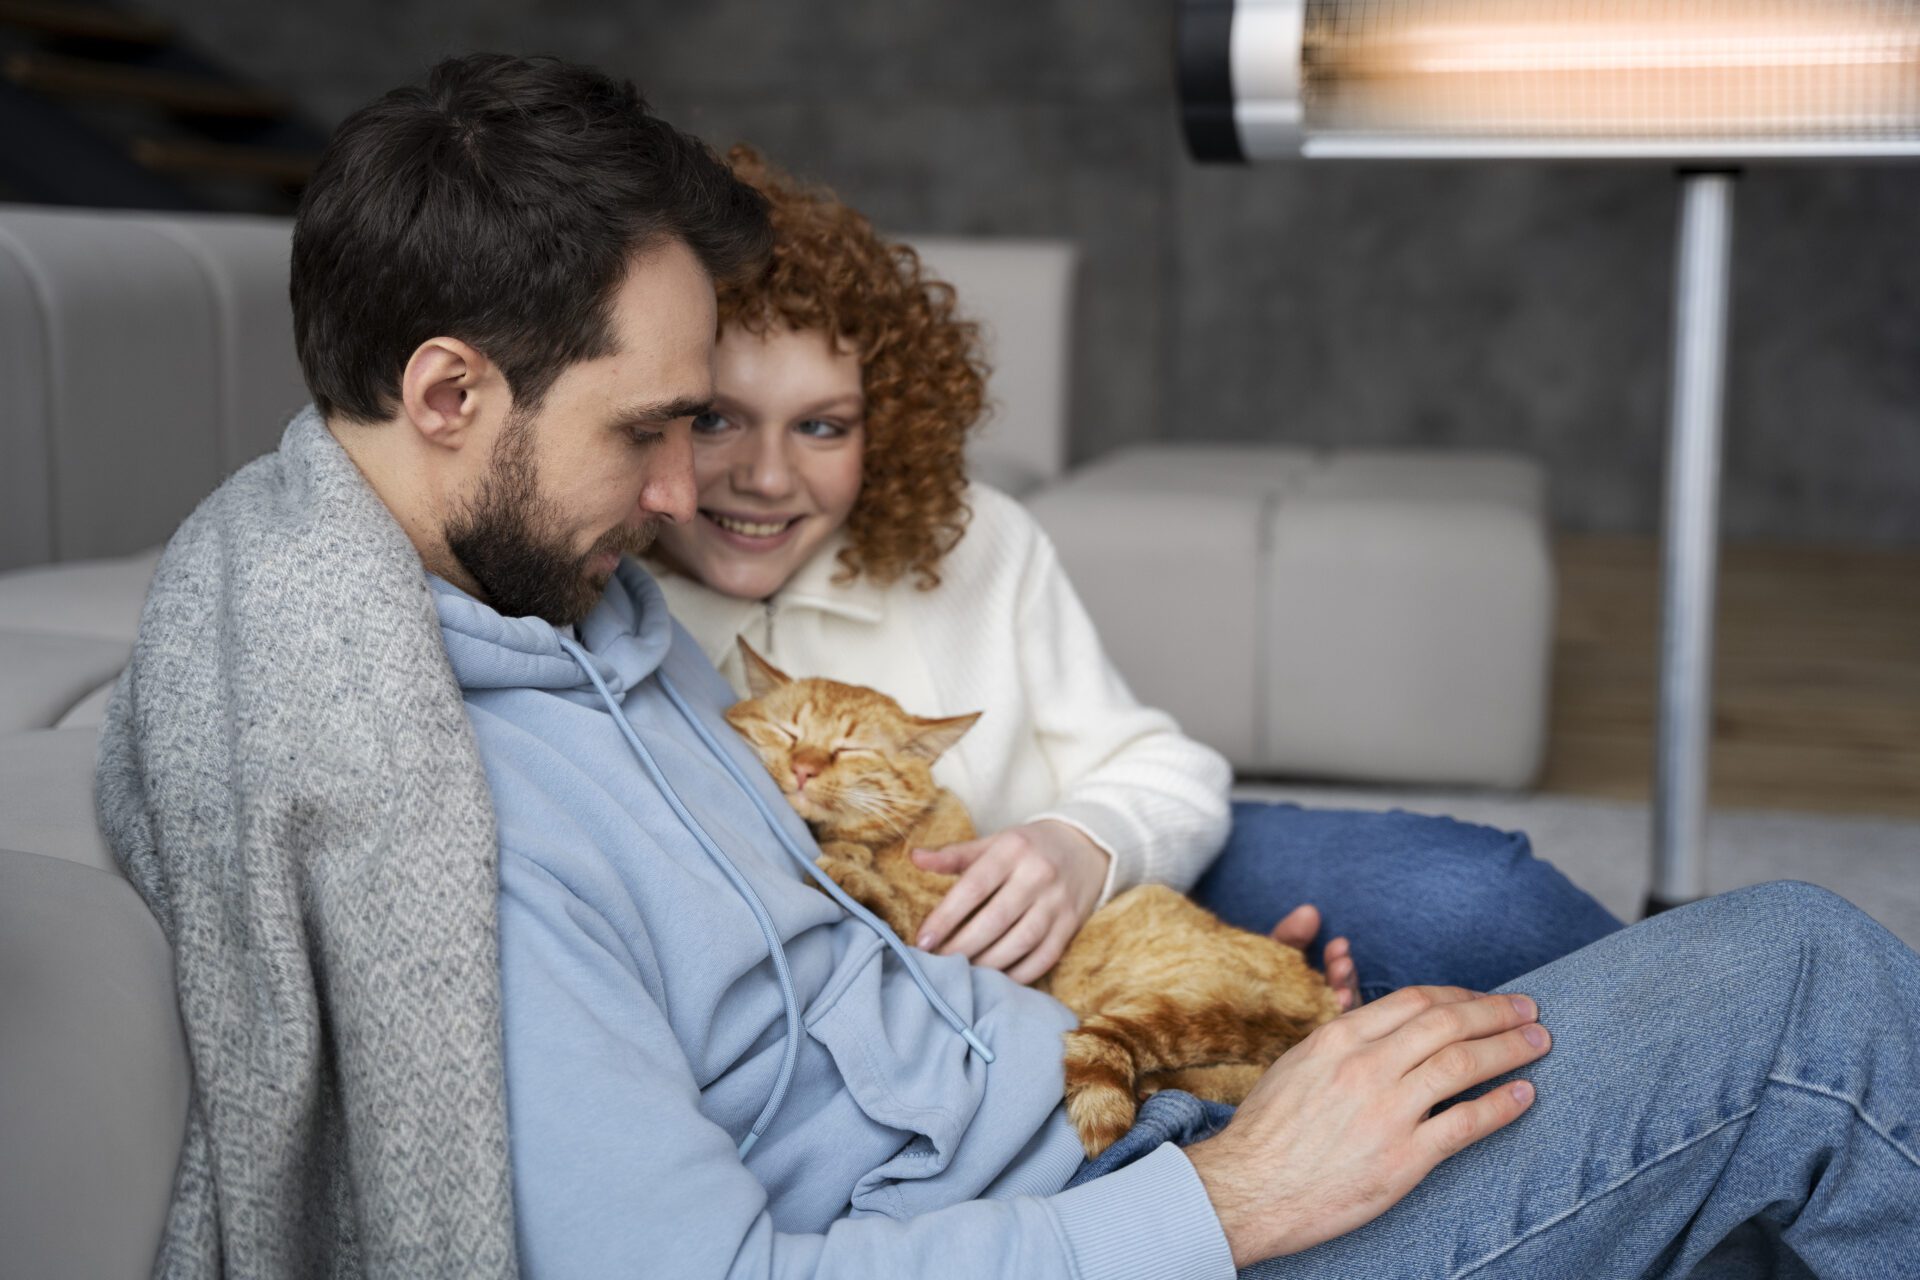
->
<box><xmin>1649</xmin><ymin>170</ymin><xmax>1737</xmax><ymax>916</ymax></box>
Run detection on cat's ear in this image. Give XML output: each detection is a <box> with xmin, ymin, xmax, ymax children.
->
<box><xmin>903</xmin><ymin>711</ymin><xmax>981</xmax><ymax>762</ymax></box>
<box><xmin>737</xmin><ymin>638</ymin><xmax>792</xmax><ymax>698</ymax></box>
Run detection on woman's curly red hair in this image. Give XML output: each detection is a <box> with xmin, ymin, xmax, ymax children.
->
<box><xmin>718</xmin><ymin>146</ymin><xmax>988</xmax><ymax>589</ymax></box>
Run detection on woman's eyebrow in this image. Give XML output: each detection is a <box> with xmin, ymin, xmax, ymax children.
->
<box><xmin>793</xmin><ymin>393</ymin><xmax>865</xmax><ymax>417</ymax></box>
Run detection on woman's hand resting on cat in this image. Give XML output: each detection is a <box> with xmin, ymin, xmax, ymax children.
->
<box><xmin>911</xmin><ymin>825</ymin><xmax>1368</xmax><ymax>1003</ymax></box>
<box><xmin>909</xmin><ymin>820</ymin><xmax>1110</xmax><ymax>983</ymax></box>
<box><xmin>1184</xmin><ymin>986</ymin><xmax>1550</xmax><ymax>1268</ymax></box>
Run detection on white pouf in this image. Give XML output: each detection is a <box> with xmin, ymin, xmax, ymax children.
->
<box><xmin>1024</xmin><ymin>444</ymin><xmax>1554</xmax><ymax>788</ymax></box>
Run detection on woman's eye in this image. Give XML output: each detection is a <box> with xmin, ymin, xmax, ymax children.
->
<box><xmin>692</xmin><ymin>411</ymin><xmax>730</xmax><ymax>435</ymax></box>
<box><xmin>795</xmin><ymin>418</ymin><xmax>849</xmax><ymax>440</ymax></box>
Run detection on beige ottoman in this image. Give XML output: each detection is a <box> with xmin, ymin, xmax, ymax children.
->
<box><xmin>1024</xmin><ymin>444</ymin><xmax>1554</xmax><ymax>788</ymax></box>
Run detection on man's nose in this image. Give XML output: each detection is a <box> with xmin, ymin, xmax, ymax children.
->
<box><xmin>642</xmin><ymin>431</ymin><xmax>699</xmax><ymax>525</ymax></box>
<box><xmin>734</xmin><ymin>427</ymin><xmax>797</xmax><ymax>499</ymax></box>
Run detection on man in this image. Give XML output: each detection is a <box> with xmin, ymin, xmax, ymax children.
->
<box><xmin>101</xmin><ymin>52</ymin><xmax>1920</xmax><ymax>1280</ymax></box>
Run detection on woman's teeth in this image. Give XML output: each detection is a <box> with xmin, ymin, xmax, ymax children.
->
<box><xmin>710</xmin><ymin>513</ymin><xmax>793</xmax><ymax>538</ymax></box>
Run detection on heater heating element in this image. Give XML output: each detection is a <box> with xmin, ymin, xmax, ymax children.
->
<box><xmin>1184</xmin><ymin>0</ymin><xmax>1920</xmax><ymax>160</ymax></box>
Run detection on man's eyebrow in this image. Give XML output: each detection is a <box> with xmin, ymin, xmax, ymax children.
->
<box><xmin>613</xmin><ymin>395</ymin><xmax>713</xmax><ymax>427</ymax></box>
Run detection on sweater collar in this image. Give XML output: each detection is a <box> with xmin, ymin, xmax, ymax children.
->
<box><xmin>774</xmin><ymin>530</ymin><xmax>888</xmax><ymax>623</ymax></box>
<box><xmin>648</xmin><ymin>530</ymin><xmax>889</xmax><ymax>630</ymax></box>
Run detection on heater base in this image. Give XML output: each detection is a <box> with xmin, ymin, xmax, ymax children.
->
<box><xmin>1642</xmin><ymin>891</ymin><xmax>1703</xmax><ymax>919</ymax></box>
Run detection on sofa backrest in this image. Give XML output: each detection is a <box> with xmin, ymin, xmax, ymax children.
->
<box><xmin>0</xmin><ymin>205</ymin><xmax>1076</xmax><ymax>574</ymax></box>
<box><xmin>910</xmin><ymin>236</ymin><xmax>1076</xmax><ymax>494</ymax></box>
<box><xmin>0</xmin><ymin>207</ymin><xmax>306</xmax><ymax>572</ymax></box>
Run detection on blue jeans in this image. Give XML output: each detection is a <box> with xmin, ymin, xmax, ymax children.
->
<box><xmin>1073</xmin><ymin>882</ymin><xmax>1920</xmax><ymax>1278</ymax></box>
<box><xmin>1193</xmin><ymin>802</ymin><xmax>1625</xmax><ymax>1002</ymax></box>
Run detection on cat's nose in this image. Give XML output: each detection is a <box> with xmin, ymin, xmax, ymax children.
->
<box><xmin>792</xmin><ymin>762</ymin><xmax>818</xmax><ymax>791</ymax></box>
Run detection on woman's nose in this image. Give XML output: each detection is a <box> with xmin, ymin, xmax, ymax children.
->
<box><xmin>732</xmin><ymin>427</ymin><xmax>797</xmax><ymax>499</ymax></box>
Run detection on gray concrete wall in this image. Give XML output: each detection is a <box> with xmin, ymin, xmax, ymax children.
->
<box><xmin>150</xmin><ymin>0</ymin><xmax>1920</xmax><ymax>543</ymax></box>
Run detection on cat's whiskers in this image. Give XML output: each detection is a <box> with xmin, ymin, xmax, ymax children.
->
<box><xmin>830</xmin><ymin>784</ymin><xmax>922</xmax><ymax>838</ymax></box>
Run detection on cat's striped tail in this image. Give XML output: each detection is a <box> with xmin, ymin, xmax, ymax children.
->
<box><xmin>1060</xmin><ymin>1019</ymin><xmax>1147</xmax><ymax>1158</ymax></box>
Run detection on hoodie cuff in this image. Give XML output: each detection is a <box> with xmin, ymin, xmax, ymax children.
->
<box><xmin>1047</xmin><ymin>1142</ymin><xmax>1236</xmax><ymax>1280</ymax></box>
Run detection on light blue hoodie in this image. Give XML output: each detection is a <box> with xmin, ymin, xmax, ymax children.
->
<box><xmin>430</xmin><ymin>561</ymin><xmax>1235</xmax><ymax>1279</ymax></box>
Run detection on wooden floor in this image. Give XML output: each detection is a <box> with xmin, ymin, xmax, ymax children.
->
<box><xmin>1541</xmin><ymin>537</ymin><xmax>1920</xmax><ymax>818</ymax></box>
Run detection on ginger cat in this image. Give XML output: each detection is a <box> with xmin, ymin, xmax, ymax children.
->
<box><xmin>722</xmin><ymin>641</ymin><xmax>1340</xmax><ymax>1157</ymax></box>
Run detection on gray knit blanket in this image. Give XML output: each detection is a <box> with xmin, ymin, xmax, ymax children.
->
<box><xmin>95</xmin><ymin>408</ymin><xmax>518</xmax><ymax>1278</ymax></box>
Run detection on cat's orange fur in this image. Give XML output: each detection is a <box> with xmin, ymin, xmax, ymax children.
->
<box><xmin>723</xmin><ymin>641</ymin><xmax>1340</xmax><ymax>1157</ymax></box>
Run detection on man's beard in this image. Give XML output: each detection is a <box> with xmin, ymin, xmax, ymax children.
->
<box><xmin>444</xmin><ymin>414</ymin><xmax>659</xmax><ymax>626</ymax></box>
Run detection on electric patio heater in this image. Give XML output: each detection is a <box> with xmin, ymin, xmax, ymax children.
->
<box><xmin>1178</xmin><ymin>0</ymin><xmax>1920</xmax><ymax>913</ymax></box>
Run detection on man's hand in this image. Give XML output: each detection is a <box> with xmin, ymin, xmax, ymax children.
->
<box><xmin>1184</xmin><ymin>986</ymin><xmax>1550</xmax><ymax>1268</ymax></box>
<box><xmin>910</xmin><ymin>820</ymin><xmax>1111</xmax><ymax>984</ymax></box>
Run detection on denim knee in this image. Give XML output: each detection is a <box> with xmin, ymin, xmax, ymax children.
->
<box><xmin>1716</xmin><ymin>879</ymin><xmax>1858</xmax><ymax>924</ymax></box>
<box><xmin>1204</xmin><ymin>801</ymin><xmax>1621</xmax><ymax>994</ymax></box>
<box><xmin>1364</xmin><ymin>815</ymin><xmax>1620</xmax><ymax>991</ymax></box>
<box><xmin>1395</xmin><ymin>812</ymin><xmax>1533</xmax><ymax>878</ymax></box>
<box><xmin>1374</xmin><ymin>813</ymin><xmax>1560</xmax><ymax>923</ymax></box>
<box><xmin>1705</xmin><ymin>881</ymin><xmax>1885</xmax><ymax>972</ymax></box>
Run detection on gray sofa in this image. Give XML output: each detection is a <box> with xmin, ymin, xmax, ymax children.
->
<box><xmin>0</xmin><ymin>203</ymin><xmax>1553</xmax><ymax>1276</ymax></box>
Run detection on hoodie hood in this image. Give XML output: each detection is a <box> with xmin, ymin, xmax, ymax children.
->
<box><xmin>432</xmin><ymin>559</ymin><xmax>673</xmax><ymax>697</ymax></box>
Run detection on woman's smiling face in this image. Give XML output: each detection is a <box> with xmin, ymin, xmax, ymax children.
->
<box><xmin>650</xmin><ymin>323</ymin><xmax>866</xmax><ymax>601</ymax></box>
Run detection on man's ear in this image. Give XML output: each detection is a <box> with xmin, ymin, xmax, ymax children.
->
<box><xmin>399</xmin><ymin>337</ymin><xmax>497</xmax><ymax>450</ymax></box>
<box><xmin>737</xmin><ymin>638</ymin><xmax>792</xmax><ymax>698</ymax></box>
<box><xmin>903</xmin><ymin>711</ymin><xmax>981</xmax><ymax>762</ymax></box>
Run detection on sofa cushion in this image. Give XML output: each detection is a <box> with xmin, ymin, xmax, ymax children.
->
<box><xmin>1263</xmin><ymin>495</ymin><xmax>1552</xmax><ymax>788</ymax></box>
<box><xmin>1300</xmin><ymin>449</ymin><xmax>1548</xmax><ymax>516</ymax></box>
<box><xmin>1022</xmin><ymin>443</ymin><xmax>1554</xmax><ymax>785</ymax></box>
<box><xmin>0</xmin><ymin>549</ymin><xmax>155</xmax><ymax>731</ymax></box>
<box><xmin>0</xmin><ymin>547</ymin><xmax>158</xmax><ymax>640</ymax></box>
<box><xmin>57</xmin><ymin>679</ymin><xmax>118</xmax><ymax>731</ymax></box>
<box><xmin>1058</xmin><ymin>442</ymin><xmax>1319</xmax><ymax>499</ymax></box>
<box><xmin>0</xmin><ymin>727</ymin><xmax>184</xmax><ymax>1275</ymax></box>
<box><xmin>1025</xmin><ymin>484</ymin><xmax>1268</xmax><ymax>764</ymax></box>
<box><xmin>0</xmin><ymin>728</ymin><xmax>117</xmax><ymax>871</ymax></box>
<box><xmin>0</xmin><ymin>633</ymin><xmax>131</xmax><ymax>734</ymax></box>
<box><xmin>0</xmin><ymin>845</ymin><xmax>188</xmax><ymax>1280</ymax></box>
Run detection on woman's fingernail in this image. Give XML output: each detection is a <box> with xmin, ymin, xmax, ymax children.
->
<box><xmin>1522</xmin><ymin>1023</ymin><xmax>1548</xmax><ymax>1049</ymax></box>
<box><xmin>917</xmin><ymin>934</ymin><xmax>934</xmax><ymax>949</ymax></box>
<box><xmin>1509</xmin><ymin>994</ymin><xmax>1536</xmax><ymax>1020</ymax></box>
<box><xmin>1510</xmin><ymin>1081</ymin><xmax>1534</xmax><ymax>1104</ymax></box>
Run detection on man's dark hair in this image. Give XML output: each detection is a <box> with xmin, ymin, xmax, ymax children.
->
<box><xmin>291</xmin><ymin>53</ymin><xmax>771</xmax><ymax>423</ymax></box>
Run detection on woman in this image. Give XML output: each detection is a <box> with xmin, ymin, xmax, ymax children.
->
<box><xmin>650</xmin><ymin>148</ymin><xmax>1621</xmax><ymax>999</ymax></box>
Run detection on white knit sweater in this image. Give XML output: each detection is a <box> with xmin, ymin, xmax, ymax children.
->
<box><xmin>653</xmin><ymin>484</ymin><xmax>1233</xmax><ymax>904</ymax></box>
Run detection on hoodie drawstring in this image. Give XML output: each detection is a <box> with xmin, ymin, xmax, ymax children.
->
<box><xmin>555</xmin><ymin>637</ymin><xmax>991</xmax><ymax>1160</ymax></box>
